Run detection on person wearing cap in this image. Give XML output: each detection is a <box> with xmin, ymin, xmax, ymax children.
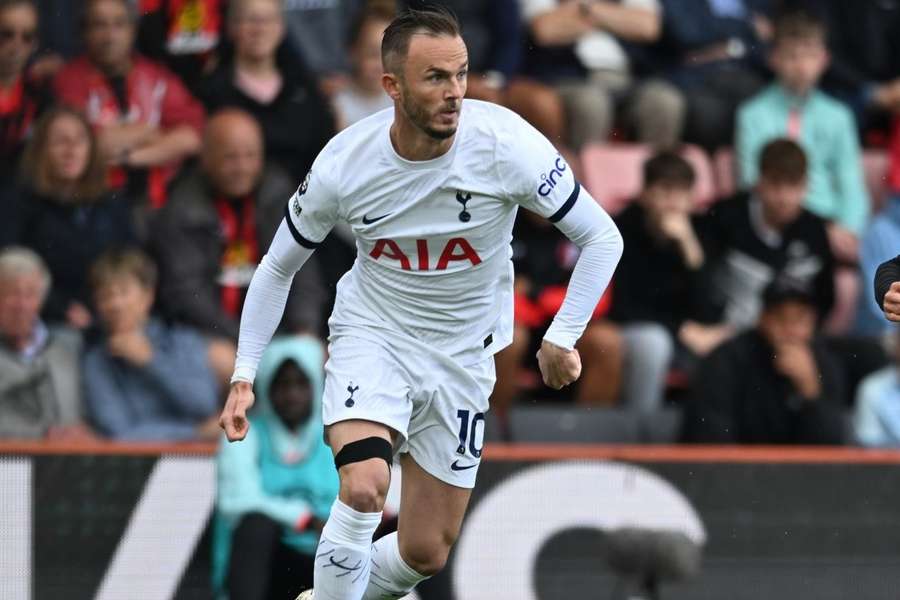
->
<box><xmin>682</xmin><ymin>278</ymin><xmax>846</xmax><ymax>444</ymax></box>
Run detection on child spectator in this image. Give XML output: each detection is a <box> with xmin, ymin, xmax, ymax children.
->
<box><xmin>83</xmin><ymin>248</ymin><xmax>221</xmax><ymax>441</ymax></box>
<box><xmin>332</xmin><ymin>7</ymin><xmax>393</xmax><ymax>129</ymax></box>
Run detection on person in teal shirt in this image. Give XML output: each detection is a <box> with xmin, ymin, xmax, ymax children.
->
<box><xmin>212</xmin><ymin>336</ymin><xmax>339</xmax><ymax>599</ymax></box>
<box><xmin>736</xmin><ymin>9</ymin><xmax>869</xmax><ymax>264</ymax></box>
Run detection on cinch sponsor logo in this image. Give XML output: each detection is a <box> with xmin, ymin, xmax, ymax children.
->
<box><xmin>538</xmin><ymin>155</ymin><xmax>568</xmax><ymax>197</ymax></box>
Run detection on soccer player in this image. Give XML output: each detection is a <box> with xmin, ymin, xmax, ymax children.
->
<box><xmin>219</xmin><ymin>8</ymin><xmax>623</xmax><ymax>600</ymax></box>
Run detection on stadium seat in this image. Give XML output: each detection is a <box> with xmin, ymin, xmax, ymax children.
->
<box><xmin>507</xmin><ymin>405</ymin><xmax>640</xmax><ymax>443</ymax></box>
<box><xmin>712</xmin><ymin>146</ymin><xmax>737</xmax><ymax>198</ymax></box>
<box><xmin>580</xmin><ymin>143</ymin><xmax>716</xmax><ymax>215</ymax></box>
<box><xmin>862</xmin><ymin>149</ymin><xmax>890</xmax><ymax>213</ymax></box>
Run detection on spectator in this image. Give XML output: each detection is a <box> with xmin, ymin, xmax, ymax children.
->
<box><xmin>54</xmin><ymin>0</ymin><xmax>205</xmax><ymax>209</ymax></box>
<box><xmin>135</xmin><ymin>0</ymin><xmax>226</xmax><ymax>91</ymax></box>
<box><xmin>332</xmin><ymin>6</ymin><xmax>393</xmax><ymax>129</ymax></box>
<box><xmin>213</xmin><ymin>336</ymin><xmax>338</xmax><ymax>600</ymax></box>
<box><xmin>492</xmin><ymin>209</ymin><xmax>622</xmax><ymax>423</ymax></box>
<box><xmin>658</xmin><ymin>0</ymin><xmax>771</xmax><ymax>150</ymax></box>
<box><xmin>6</xmin><ymin>107</ymin><xmax>134</xmax><ymax>329</ymax></box>
<box><xmin>0</xmin><ymin>0</ymin><xmax>49</xmax><ymax>182</ymax></box>
<box><xmin>854</xmin><ymin>329</ymin><xmax>900</xmax><ymax>447</ymax></box>
<box><xmin>817</xmin><ymin>0</ymin><xmax>900</xmax><ymax>129</ymax></box>
<box><xmin>151</xmin><ymin>108</ymin><xmax>325</xmax><ymax>342</ymax></box>
<box><xmin>609</xmin><ymin>152</ymin><xmax>711</xmax><ymax>410</ymax></box>
<box><xmin>700</xmin><ymin>138</ymin><xmax>835</xmax><ymax>330</ymax></box>
<box><xmin>281</xmin><ymin>0</ymin><xmax>363</xmax><ymax>95</ymax></box>
<box><xmin>520</xmin><ymin>0</ymin><xmax>684</xmax><ymax>149</ymax></box>
<box><xmin>857</xmin><ymin>193</ymin><xmax>900</xmax><ymax>337</ymax></box>
<box><xmin>682</xmin><ymin>277</ymin><xmax>846</xmax><ymax>444</ymax></box>
<box><xmin>0</xmin><ymin>246</ymin><xmax>92</xmax><ymax>440</ymax></box>
<box><xmin>736</xmin><ymin>9</ymin><xmax>869</xmax><ymax>265</ymax></box>
<box><xmin>83</xmin><ymin>248</ymin><xmax>221</xmax><ymax>441</ymax></box>
<box><xmin>198</xmin><ymin>0</ymin><xmax>335</xmax><ymax>182</ymax></box>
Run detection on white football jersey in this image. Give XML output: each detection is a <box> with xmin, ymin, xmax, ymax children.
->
<box><xmin>285</xmin><ymin>100</ymin><xmax>581</xmax><ymax>361</ymax></box>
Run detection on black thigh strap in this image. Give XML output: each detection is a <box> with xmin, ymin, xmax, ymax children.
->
<box><xmin>334</xmin><ymin>436</ymin><xmax>394</xmax><ymax>470</ymax></box>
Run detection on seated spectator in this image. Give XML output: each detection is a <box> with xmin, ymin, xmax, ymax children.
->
<box><xmin>0</xmin><ymin>246</ymin><xmax>93</xmax><ymax>440</ymax></box>
<box><xmin>520</xmin><ymin>0</ymin><xmax>684</xmax><ymax>149</ymax></box>
<box><xmin>6</xmin><ymin>107</ymin><xmax>135</xmax><ymax>329</ymax></box>
<box><xmin>213</xmin><ymin>336</ymin><xmax>338</xmax><ymax>599</ymax></box>
<box><xmin>135</xmin><ymin>0</ymin><xmax>226</xmax><ymax>91</ymax></box>
<box><xmin>492</xmin><ymin>209</ymin><xmax>622</xmax><ymax>423</ymax></box>
<box><xmin>682</xmin><ymin>278</ymin><xmax>846</xmax><ymax>444</ymax></box>
<box><xmin>609</xmin><ymin>152</ymin><xmax>712</xmax><ymax>409</ymax></box>
<box><xmin>857</xmin><ymin>193</ymin><xmax>900</xmax><ymax>337</ymax></box>
<box><xmin>700</xmin><ymin>138</ymin><xmax>835</xmax><ymax>330</ymax></box>
<box><xmin>151</xmin><ymin>108</ymin><xmax>325</xmax><ymax>342</ymax></box>
<box><xmin>737</xmin><ymin>9</ymin><xmax>869</xmax><ymax>264</ymax></box>
<box><xmin>854</xmin><ymin>329</ymin><xmax>900</xmax><ymax>447</ymax></box>
<box><xmin>54</xmin><ymin>0</ymin><xmax>205</xmax><ymax>209</ymax></box>
<box><xmin>658</xmin><ymin>0</ymin><xmax>770</xmax><ymax>150</ymax></box>
<box><xmin>818</xmin><ymin>0</ymin><xmax>900</xmax><ymax>130</ymax></box>
<box><xmin>197</xmin><ymin>0</ymin><xmax>335</xmax><ymax>182</ymax></box>
<box><xmin>83</xmin><ymin>248</ymin><xmax>220</xmax><ymax>441</ymax></box>
<box><xmin>0</xmin><ymin>0</ymin><xmax>50</xmax><ymax>184</ymax></box>
<box><xmin>332</xmin><ymin>6</ymin><xmax>393</xmax><ymax>129</ymax></box>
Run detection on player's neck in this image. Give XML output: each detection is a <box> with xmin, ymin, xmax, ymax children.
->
<box><xmin>389</xmin><ymin>115</ymin><xmax>454</xmax><ymax>162</ymax></box>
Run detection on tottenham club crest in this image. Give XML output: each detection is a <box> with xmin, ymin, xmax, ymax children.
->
<box><xmin>456</xmin><ymin>190</ymin><xmax>472</xmax><ymax>222</ymax></box>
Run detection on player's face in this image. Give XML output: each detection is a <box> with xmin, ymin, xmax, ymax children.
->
<box><xmin>0</xmin><ymin>4</ymin><xmax>38</xmax><ymax>81</ymax></box>
<box><xmin>759</xmin><ymin>300</ymin><xmax>816</xmax><ymax>346</ymax></box>
<box><xmin>396</xmin><ymin>34</ymin><xmax>468</xmax><ymax>140</ymax></box>
<box><xmin>0</xmin><ymin>273</ymin><xmax>44</xmax><ymax>342</ymax></box>
<box><xmin>84</xmin><ymin>0</ymin><xmax>135</xmax><ymax>74</ymax></box>
<box><xmin>269</xmin><ymin>360</ymin><xmax>313</xmax><ymax>430</ymax></box>
<box><xmin>93</xmin><ymin>275</ymin><xmax>154</xmax><ymax>334</ymax></box>
<box><xmin>757</xmin><ymin>177</ymin><xmax>806</xmax><ymax>229</ymax></box>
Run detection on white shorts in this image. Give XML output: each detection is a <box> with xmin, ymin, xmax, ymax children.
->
<box><xmin>321</xmin><ymin>328</ymin><xmax>496</xmax><ymax>488</ymax></box>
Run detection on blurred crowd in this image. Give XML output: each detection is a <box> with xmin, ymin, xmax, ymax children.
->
<box><xmin>5</xmin><ymin>0</ymin><xmax>900</xmax><ymax>449</ymax></box>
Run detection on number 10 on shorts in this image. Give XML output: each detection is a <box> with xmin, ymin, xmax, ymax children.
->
<box><xmin>455</xmin><ymin>409</ymin><xmax>485</xmax><ymax>458</ymax></box>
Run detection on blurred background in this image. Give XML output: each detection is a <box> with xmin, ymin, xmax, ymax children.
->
<box><xmin>2</xmin><ymin>0</ymin><xmax>900</xmax><ymax>598</ymax></box>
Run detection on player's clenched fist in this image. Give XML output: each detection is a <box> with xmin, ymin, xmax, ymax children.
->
<box><xmin>536</xmin><ymin>340</ymin><xmax>582</xmax><ymax>390</ymax></box>
<box><xmin>220</xmin><ymin>380</ymin><xmax>255</xmax><ymax>441</ymax></box>
<box><xmin>884</xmin><ymin>281</ymin><xmax>900</xmax><ymax>322</ymax></box>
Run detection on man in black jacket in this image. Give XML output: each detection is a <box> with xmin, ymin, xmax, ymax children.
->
<box><xmin>682</xmin><ymin>278</ymin><xmax>845</xmax><ymax>444</ymax></box>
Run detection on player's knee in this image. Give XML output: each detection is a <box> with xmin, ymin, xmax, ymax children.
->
<box><xmin>401</xmin><ymin>535</ymin><xmax>455</xmax><ymax>576</ymax></box>
<box><xmin>338</xmin><ymin>461</ymin><xmax>390</xmax><ymax>513</ymax></box>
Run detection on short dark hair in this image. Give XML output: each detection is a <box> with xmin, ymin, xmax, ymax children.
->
<box><xmin>772</xmin><ymin>9</ymin><xmax>826</xmax><ymax>47</ymax></box>
<box><xmin>89</xmin><ymin>247</ymin><xmax>158</xmax><ymax>292</ymax></box>
<box><xmin>381</xmin><ymin>7</ymin><xmax>461</xmax><ymax>73</ymax></box>
<box><xmin>759</xmin><ymin>138</ymin><xmax>808</xmax><ymax>183</ymax></box>
<box><xmin>643</xmin><ymin>151</ymin><xmax>696</xmax><ymax>189</ymax></box>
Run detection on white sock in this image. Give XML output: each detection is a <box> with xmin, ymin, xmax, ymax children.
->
<box><xmin>314</xmin><ymin>499</ymin><xmax>382</xmax><ymax>600</ymax></box>
<box><xmin>362</xmin><ymin>532</ymin><xmax>429</xmax><ymax>599</ymax></box>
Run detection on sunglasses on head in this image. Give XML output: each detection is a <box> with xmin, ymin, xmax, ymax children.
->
<box><xmin>0</xmin><ymin>28</ymin><xmax>36</xmax><ymax>44</ymax></box>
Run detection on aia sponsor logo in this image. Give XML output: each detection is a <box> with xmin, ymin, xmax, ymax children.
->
<box><xmin>369</xmin><ymin>238</ymin><xmax>482</xmax><ymax>270</ymax></box>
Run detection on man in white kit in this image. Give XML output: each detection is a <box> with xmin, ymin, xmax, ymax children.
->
<box><xmin>219</xmin><ymin>8</ymin><xmax>623</xmax><ymax>600</ymax></box>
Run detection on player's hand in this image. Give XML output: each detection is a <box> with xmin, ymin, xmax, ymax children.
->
<box><xmin>537</xmin><ymin>340</ymin><xmax>582</xmax><ymax>390</ymax></box>
<box><xmin>884</xmin><ymin>281</ymin><xmax>900</xmax><ymax>322</ymax></box>
<box><xmin>220</xmin><ymin>381</ymin><xmax>255</xmax><ymax>441</ymax></box>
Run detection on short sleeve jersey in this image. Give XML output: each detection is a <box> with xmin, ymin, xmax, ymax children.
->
<box><xmin>285</xmin><ymin>100</ymin><xmax>580</xmax><ymax>360</ymax></box>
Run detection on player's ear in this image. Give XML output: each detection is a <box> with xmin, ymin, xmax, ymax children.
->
<box><xmin>382</xmin><ymin>72</ymin><xmax>402</xmax><ymax>101</ymax></box>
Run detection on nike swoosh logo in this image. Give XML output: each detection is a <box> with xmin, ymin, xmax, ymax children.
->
<box><xmin>450</xmin><ymin>460</ymin><xmax>478</xmax><ymax>471</ymax></box>
<box><xmin>362</xmin><ymin>213</ymin><xmax>391</xmax><ymax>225</ymax></box>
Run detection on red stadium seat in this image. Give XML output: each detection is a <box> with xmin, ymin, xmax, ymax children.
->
<box><xmin>580</xmin><ymin>143</ymin><xmax>716</xmax><ymax>215</ymax></box>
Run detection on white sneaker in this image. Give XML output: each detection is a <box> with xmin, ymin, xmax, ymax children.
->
<box><xmin>295</xmin><ymin>590</ymin><xmax>314</xmax><ymax>600</ymax></box>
